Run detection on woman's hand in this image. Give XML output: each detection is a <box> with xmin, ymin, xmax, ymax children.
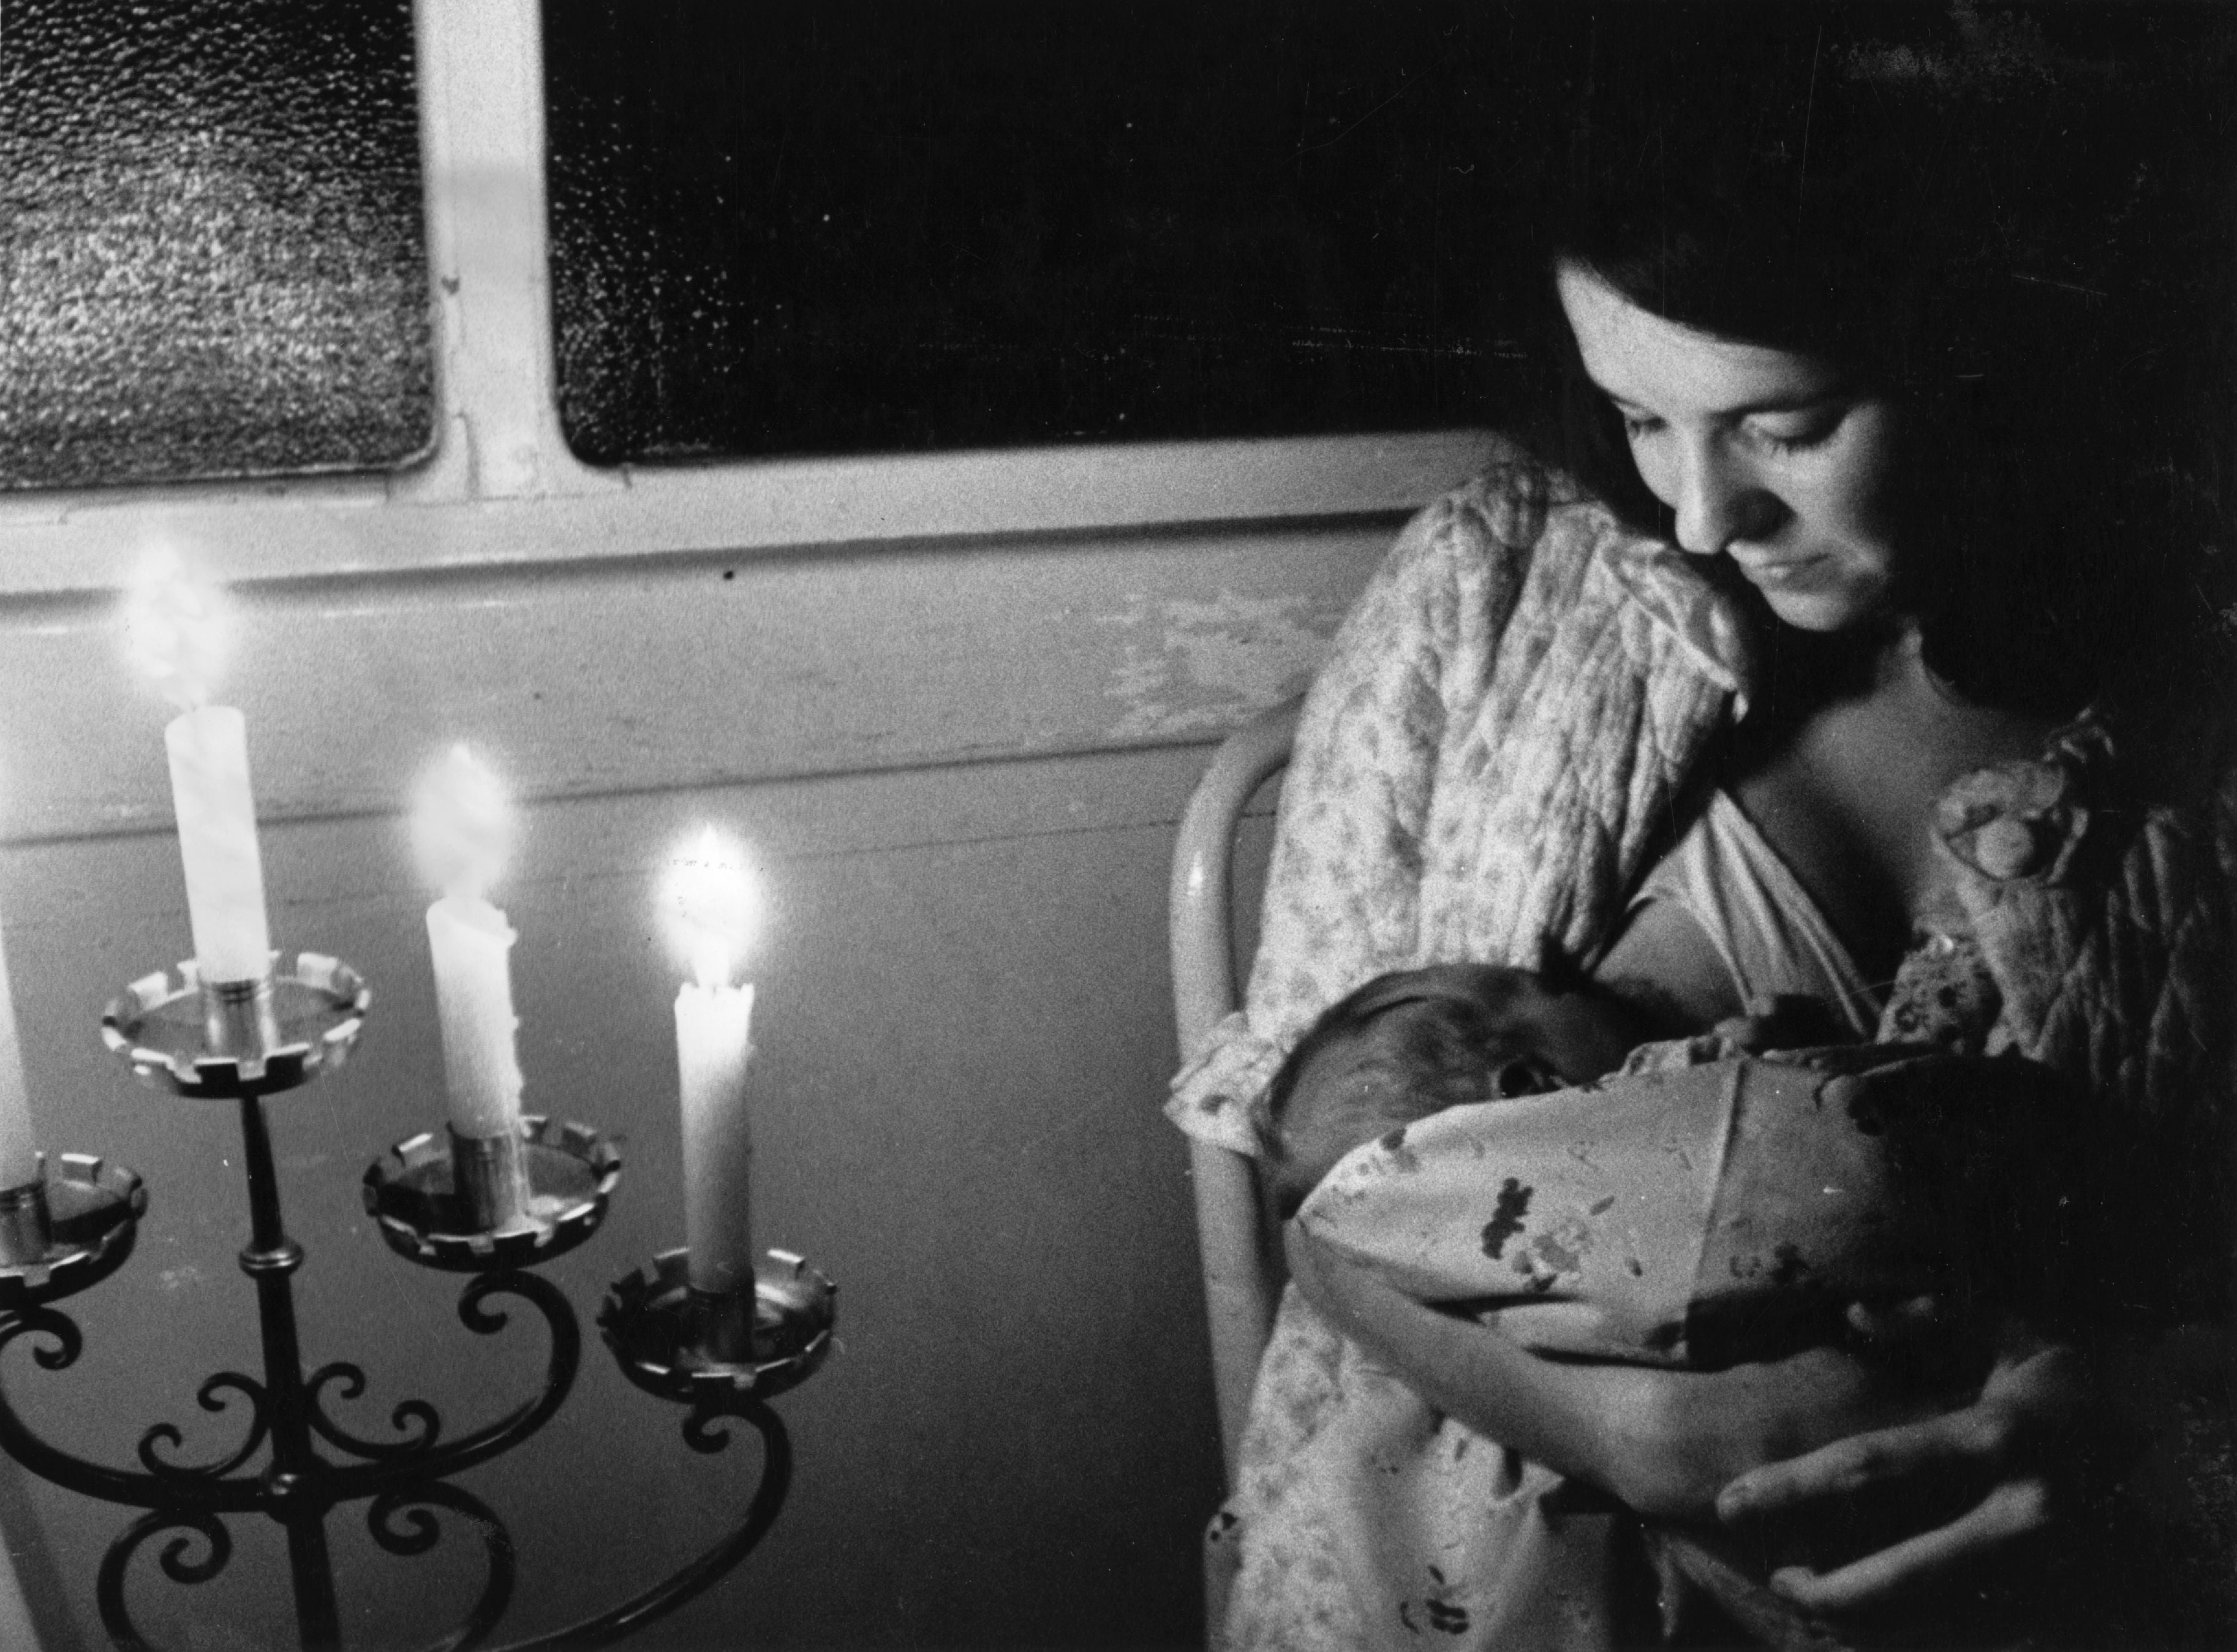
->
<box><xmin>1713</xmin><ymin>1314</ymin><xmax>2092</xmax><ymax>1620</ymax></box>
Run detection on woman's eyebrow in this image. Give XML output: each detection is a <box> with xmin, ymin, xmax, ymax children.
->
<box><xmin>1589</xmin><ymin>380</ymin><xmax>1848</xmax><ymax>418</ymax></box>
<box><xmin>1732</xmin><ymin>391</ymin><xmax>1849</xmax><ymax>416</ymax></box>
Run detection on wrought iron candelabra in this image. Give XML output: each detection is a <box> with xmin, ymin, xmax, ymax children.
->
<box><xmin>0</xmin><ymin>951</ymin><xmax>835</xmax><ymax>1651</ymax></box>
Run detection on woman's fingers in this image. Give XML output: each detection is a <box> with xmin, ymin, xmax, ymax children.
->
<box><xmin>1843</xmin><ymin>1294</ymin><xmax>1945</xmax><ymax>1345</ymax></box>
<box><xmin>1708</xmin><ymin>1335</ymin><xmax>2097</xmax><ymax>1627</ymax></box>
<box><xmin>1766</xmin><ymin>1474</ymin><xmax>2053</xmax><ymax>1614</ymax></box>
<box><xmin>1716</xmin><ymin>1404</ymin><xmax>2015</xmax><ymax>1523</ymax></box>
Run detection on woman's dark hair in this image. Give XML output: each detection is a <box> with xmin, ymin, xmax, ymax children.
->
<box><xmin>1533</xmin><ymin>4</ymin><xmax>2235</xmax><ymax>780</ymax></box>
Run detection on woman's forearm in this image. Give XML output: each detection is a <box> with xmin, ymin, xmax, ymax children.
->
<box><xmin>1285</xmin><ymin>1223</ymin><xmax>1941</xmax><ymax>1518</ymax></box>
<box><xmin>1284</xmin><ymin>1218</ymin><xmax>1618</xmax><ymax>1474</ymax></box>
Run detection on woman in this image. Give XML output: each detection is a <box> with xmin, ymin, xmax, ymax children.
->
<box><xmin>1168</xmin><ymin>12</ymin><xmax>2232</xmax><ymax>1648</ymax></box>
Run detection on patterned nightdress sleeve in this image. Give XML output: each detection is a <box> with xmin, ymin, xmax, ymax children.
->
<box><xmin>1933</xmin><ymin>725</ymin><xmax>2235</xmax><ymax>1324</ymax></box>
<box><xmin>1165</xmin><ymin>459</ymin><xmax>1541</xmax><ymax>1156</ymax></box>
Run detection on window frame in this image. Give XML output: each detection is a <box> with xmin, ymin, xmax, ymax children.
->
<box><xmin>0</xmin><ymin>0</ymin><xmax>1487</xmax><ymax>597</ymax></box>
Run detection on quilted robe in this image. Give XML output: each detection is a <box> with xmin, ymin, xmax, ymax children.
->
<box><xmin>1166</xmin><ymin>440</ymin><xmax>2235</xmax><ymax>1650</ymax></box>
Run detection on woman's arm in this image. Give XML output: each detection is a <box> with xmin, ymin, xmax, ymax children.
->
<box><xmin>1283</xmin><ymin>1221</ymin><xmax>1944</xmax><ymax>1520</ymax></box>
<box><xmin>1289</xmin><ymin>1215</ymin><xmax>2146</xmax><ymax>1644</ymax></box>
<box><xmin>1299</xmin><ymin>1209</ymin><xmax>2224</xmax><ymax>1633</ymax></box>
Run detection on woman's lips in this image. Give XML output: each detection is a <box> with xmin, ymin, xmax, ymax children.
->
<box><xmin>1731</xmin><ymin>551</ymin><xmax>1825</xmax><ymax>586</ymax></box>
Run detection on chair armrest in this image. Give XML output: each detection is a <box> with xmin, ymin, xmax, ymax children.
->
<box><xmin>1169</xmin><ymin>701</ymin><xmax>1299</xmax><ymax>1057</ymax></box>
<box><xmin>1169</xmin><ymin>699</ymin><xmax>1299</xmax><ymax>1484</ymax></box>
<box><xmin>1191</xmin><ymin>1137</ymin><xmax>1280</xmax><ymax>1485</ymax></box>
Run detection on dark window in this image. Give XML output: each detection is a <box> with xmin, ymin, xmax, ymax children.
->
<box><xmin>0</xmin><ymin>0</ymin><xmax>432</xmax><ymax>490</ymax></box>
<box><xmin>543</xmin><ymin>2</ymin><xmax>1590</xmax><ymax>464</ymax></box>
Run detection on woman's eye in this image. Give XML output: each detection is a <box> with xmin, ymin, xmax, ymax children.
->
<box><xmin>1619</xmin><ymin>413</ymin><xmax>1662</xmax><ymax>440</ymax></box>
<box><xmin>1748</xmin><ymin>412</ymin><xmax>1842</xmax><ymax>455</ymax></box>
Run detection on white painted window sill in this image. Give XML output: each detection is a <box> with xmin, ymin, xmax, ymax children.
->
<box><xmin>0</xmin><ymin>428</ymin><xmax>1494</xmax><ymax>596</ymax></box>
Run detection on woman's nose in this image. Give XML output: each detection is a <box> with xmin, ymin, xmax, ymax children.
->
<box><xmin>1672</xmin><ymin>442</ymin><xmax>1781</xmax><ymax>556</ymax></box>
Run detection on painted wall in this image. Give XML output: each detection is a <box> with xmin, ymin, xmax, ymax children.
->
<box><xmin>0</xmin><ymin>509</ymin><xmax>1408</xmax><ymax>1648</ymax></box>
<box><xmin>0</xmin><ymin>4</ymin><xmax>1492</xmax><ymax>1639</ymax></box>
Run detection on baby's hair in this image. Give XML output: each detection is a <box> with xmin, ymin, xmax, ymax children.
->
<box><xmin>1257</xmin><ymin>965</ymin><xmax>1553</xmax><ymax>1166</ymax></box>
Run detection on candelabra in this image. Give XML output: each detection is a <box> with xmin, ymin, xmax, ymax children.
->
<box><xmin>0</xmin><ymin>951</ymin><xmax>834</xmax><ymax>1651</ymax></box>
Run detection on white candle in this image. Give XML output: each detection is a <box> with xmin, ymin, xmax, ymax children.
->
<box><xmin>0</xmin><ymin>901</ymin><xmax>42</xmax><ymax>1191</ymax></box>
<box><xmin>165</xmin><ymin>706</ymin><xmax>273</xmax><ymax>984</ymax></box>
<box><xmin>664</xmin><ymin>829</ymin><xmax>763</xmax><ymax>1297</ymax></box>
<box><xmin>127</xmin><ymin>552</ymin><xmax>273</xmax><ymax>986</ymax></box>
<box><xmin>413</xmin><ymin>747</ymin><xmax>523</xmax><ymax>1139</ymax></box>
<box><xmin>426</xmin><ymin>894</ymin><xmax>524</xmax><ymax>1137</ymax></box>
<box><xmin>679</xmin><ymin>976</ymin><xmax>755</xmax><ymax>1296</ymax></box>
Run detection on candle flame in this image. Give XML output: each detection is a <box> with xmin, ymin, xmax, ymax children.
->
<box><xmin>411</xmin><ymin>744</ymin><xmax>513</xmax><ymax>900</ymax></box>
<box><xmin>662</xmin><ymin>826</ymin><xmax>761</xmax><ymax>989</ymax></box>
<box><xmin>124</xmin><ymin>547</ymin><xmax>227</xmax><ymax>711</ymax></box>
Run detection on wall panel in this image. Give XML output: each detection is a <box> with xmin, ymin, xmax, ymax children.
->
<box><xmin>0</xmin><ymin>521</ymin><xmax>1336</xmax><ymax>1647</ymax></box>
<box><xmin>0</xmin><ymin>518</ymin><xmax>1391</xmax><ymax>843</ymax></box>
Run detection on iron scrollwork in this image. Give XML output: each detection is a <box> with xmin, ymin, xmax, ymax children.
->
<box><xmin>0</xmin><ymin>1264</ymin><xmax>582</xmax><ymax>1651</ymax></box>
<box><xmin>12</xmin><ymin>984</ymin><xmax>816</xmax><ymax>1650</ymax></box>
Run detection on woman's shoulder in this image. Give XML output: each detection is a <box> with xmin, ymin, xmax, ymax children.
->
<box><xmin>1403</xmin><ymin>436</ymin><xmax>1731</xmax><ymax>598</ymax></box>
<box><xmin>1374</xmin><ymin>438</ymin><xmax>1662</xmax><ymax>628</ymax></box>
<box><xmin>1351</xmin><ymin>432</ymin><xmax>1754</xmax><ymax>703</ymax></box>
<box><xmin>1400</xmin><ymin>434</ymin><xmax>1607</xmax><ymax>564</ymax></box>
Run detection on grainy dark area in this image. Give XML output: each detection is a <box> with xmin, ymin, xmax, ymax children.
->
<box><xmin>542</xmin><ymin>2</ymin><xmax>2237</xmax><ymax>473</ymax></box>
<box><xmin>543</xmin><ymin>1</ymin><xmax>1591</xmax><ymax>462</ymax></box>
<box><xmin>0</xmin><ymin>0</ymin><xmax>432</xmax><ymax>490</ymax></box>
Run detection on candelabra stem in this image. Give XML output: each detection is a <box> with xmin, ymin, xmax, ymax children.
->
<box><xmin>280</xmin><ymin>1513</ymin><xmax>342</xmax><ymax>1652</ymax></box>
<box><xmin>236</xmin><ymin>1094</ymin><xmax>343</xmax><ymax>1651</ymax></box>
<box><xmin>238</xmin><ymin>1093</ymin><xmax>290</xmax><ymax>1263</ymax></box>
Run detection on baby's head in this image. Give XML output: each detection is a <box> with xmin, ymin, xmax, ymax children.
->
<box><xmin>1259</xmin><ymin>964</ymin><xmax>1645</xmax><ymax>1217</ymax></box>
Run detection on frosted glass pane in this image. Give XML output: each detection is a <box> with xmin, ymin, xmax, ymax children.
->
<box><xmin>0</xmin><ymin>0</ymin><xmax>432</xmax><ymax>490</ymax></box>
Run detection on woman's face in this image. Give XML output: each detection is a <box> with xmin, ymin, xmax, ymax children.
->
<box><xmin>1556</xmin><ymin>263</ymin><xmax>1909</xmax><ymax>633</ymax></box>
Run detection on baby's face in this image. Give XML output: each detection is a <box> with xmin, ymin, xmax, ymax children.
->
<box><xmin>1494</xmin><ymin>976</ymin><xmax>1651</xmax><ymax>1088</ymax></box>
<box><xmin>1270</xmin><ymin>1043</ymin><xmax>1438</xmax><ymax>1214</ymax></box>
<box><xmin>1268</xmin><ymin>967</ymin><xmax>1645</xmax><ymax>1214</ymax></box>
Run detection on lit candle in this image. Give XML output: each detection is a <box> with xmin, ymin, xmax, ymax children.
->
<box><xmin>412</xmin><ymin>746</ymin><xmax>524</xmax><ymax>1140</ymax></box>
<box><xmin>662</xmin><ymin>828</ymin><xmax>763</xmax><ymax>1300</ymax></box>
<box><xmin>126</xmin><ymin>552</ymin><xmax>271</xmax><ymax>985</ymax></box>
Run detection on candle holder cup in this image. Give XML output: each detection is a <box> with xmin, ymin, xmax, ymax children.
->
<box><xmin>446</xmin><ymin>1123</ymin><xmax>536</xmax><ymax>1233</ymax></box>
<box><xmin>688</xmin><ymin>1284</ymin><xmax>760</xmax><ymax>1364</ymax></box>
<box><xmin>102</xmin><ymin>952</ymin><xmax>369</xmax><ymax>1101</ymax></box>
<box><xmin>364</xmin><ymin>1116</ymin><xmax>621</xmax><ymax>1271</ymax></box>
<box><xmin>0</xmin><ymin>1177</ymin><xmax>50</xmax><ymax>1268</ymax></box>
<box><xmin>601</xmin><ymin>1248</ymin><xmax>836</xmax><ymax>1403</ymax></box>
<box><xmin>0</xmin><ymin>1155</ymin><xmax>146</xmax><ymax>1307</ymax></box>
<box><xmin>198</xmin><ymin>971</ymin><xmax>284</xmax><ymax>1065</ymax></box>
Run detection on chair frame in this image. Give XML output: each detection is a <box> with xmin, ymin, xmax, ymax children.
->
<box><xmin>1172</xmin><ymin>703</ymin><xmax>1852</xmax><ymax>1639</ymax></box>
<box><xmin>1168</xmin><ymin>700</ymin><xmax>1299</xmax><ymax>1485</ymax></box>
<box><xmin>1168</xmin><ymin>703</ymin><xmax>1840</xmax><ymax>1650</ymax></box>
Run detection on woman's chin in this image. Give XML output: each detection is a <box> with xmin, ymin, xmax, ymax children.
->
<box><xmin>1758</xmin><ymin>586</ymin><xmax>1894</xmax><ymax>636</ymax></box>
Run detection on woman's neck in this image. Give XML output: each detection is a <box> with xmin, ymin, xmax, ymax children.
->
<box><xmin>1725</xmin><ymin>620</ymin><xmax>2064</xmax><ymax>980</ymax></box>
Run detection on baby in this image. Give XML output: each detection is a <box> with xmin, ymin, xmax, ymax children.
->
<box><xmin>1255</xmin><ymin>962</ymin><xmax>1654</xmax><ymax>1219</ymax></box>
<box><xmin>1257</xmin><ymin>913</ymin><xmax>1966</xmax><ymax>1229</ymax></box>
<box><xmin>1268</xmin><ymin>956</ymin><xmax>2062</xmax><ymax>1371</ymax></box>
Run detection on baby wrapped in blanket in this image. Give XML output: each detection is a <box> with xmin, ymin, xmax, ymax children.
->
<box><xmin>1229</xmin><ymin>786</ymin><xmax>2085</xmax><ymax>1650</ymax></box>
<box><xmin>1274</xmin><ymin>972</ymin><xmax>2070</xmax><ymax>1371</ymax></box>
<box><xmin>1263</xmin><ymin>764</ymin><xmax>2070</xmax><ymax>1372</ymax></box>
